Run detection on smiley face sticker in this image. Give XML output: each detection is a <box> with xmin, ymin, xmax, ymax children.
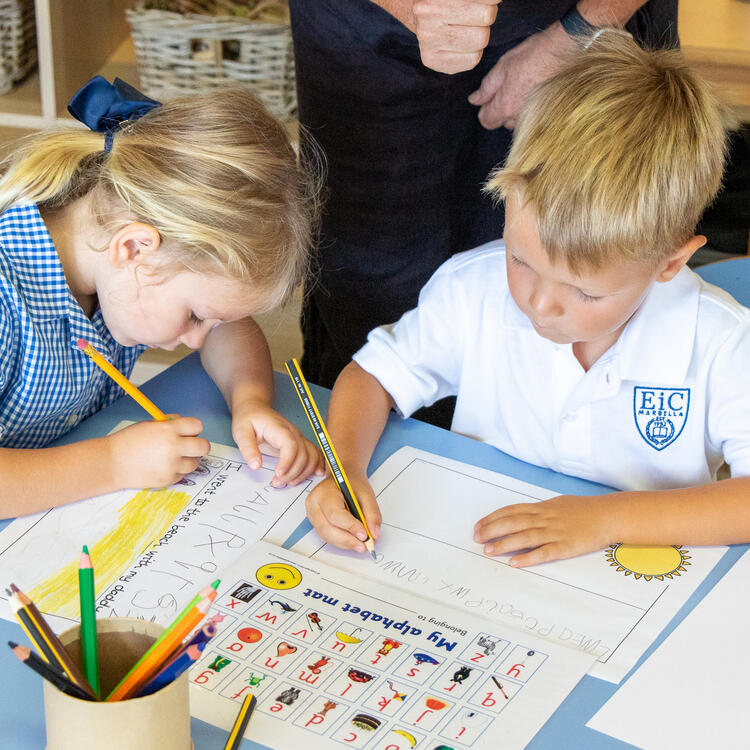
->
<box><xmin>255</xmin><ymin>563</ymin><xmax>303</xmax><ymax>590</ymax></box>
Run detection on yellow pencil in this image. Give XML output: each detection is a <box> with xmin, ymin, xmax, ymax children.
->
<box><xmin>224</xmin><ymin>693</ymin><xmax>257</xmax><ymax>750</ymax></box>
<box><xmin>76</xmin><ymin>338</ymin><xmax>168</xmax><ymax>421</ymax></box>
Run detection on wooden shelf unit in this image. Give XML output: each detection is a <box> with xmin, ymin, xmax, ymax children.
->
<box><xmin>0</xmin><ymin>0</ymin><xmax>136</xmax><ymax>130</ymax></box>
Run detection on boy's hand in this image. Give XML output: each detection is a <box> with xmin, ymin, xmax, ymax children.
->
<box><xmin>306</xmin><ymin>476</ymin><xmax>382</xmax><ymax>553</ymax></box>
<box><xmin>473</xmin><ymin>494</ymin><xmax>613</xmax><ymax>567</ymax></box>
<box><xmin>231</xmin><ymin>402</ymin><xmax>324</xmax><ymax>487</ymax></box>
<box><xmin>110</xmin><ymin>416</ymin><xmax>210</xmax><ymax>488</ymax></box>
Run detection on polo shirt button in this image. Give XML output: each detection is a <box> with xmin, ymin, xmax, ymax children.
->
<box><xmin>563</xmin><ymin>410</ymin><xmax>577</xmax><ymax>422</ymax></box>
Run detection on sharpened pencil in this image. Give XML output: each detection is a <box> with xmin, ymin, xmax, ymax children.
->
<box><xmin>224</xmin><ymin>693</ymin><xmax>257</xmax><ymax>750</ymax></box>
<box><xmin>76</xmin><ymin>338</ymin><xmax>168</xmax><ymax>421</ymax></box>
<box><xmin>9</xmin><ymin>585</ymin><xmax>95</xmax><ymax>698</ymax></box>
<box><xmin>107</xmin><ymin>597</ymin><xmax>212</xmax><ymax>701</ymax></box>
<box><xmin>135</xmin><ymin>642</ymin><xmax>206</xmax><ymax>697</ymax></box>
<box><xmin>79</xmin><ymin>545</ymin><xmax>100</xmax><ymax>697</ymax></box>
<box><xmin>285</xmin><ymin>357</ymin><xmax>377</xmax><ymax>559</ymax></box>
<box><xmin>8</xmin><ymin>641</ymin><xmax>94</xmax><ymax>701</ymax></box>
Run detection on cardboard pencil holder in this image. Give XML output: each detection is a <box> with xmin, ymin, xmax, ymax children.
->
<box><xmin>43</xmin><ymin>617</ymin><xmax>193</xmax><ymax>750</ymax></box>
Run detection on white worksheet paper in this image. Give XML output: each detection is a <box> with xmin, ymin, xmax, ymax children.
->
<box><xmin>587</xmin><ymin>549</ymin><xmax>750</xmax><ymax>749</ymax></box>
<box><xmin>293</xmin><ymin>447</ymin><xmax>727</xmax><ymax>683</ymax></box>
<box><xmin>189</xmin><ymin>541</ymin><xmax>596</xmax><ymax>750</ymax></box>
<box><xmin>0</xmin><ymin>432</ymin><xmax>319</xmax><ymax>633</ymax></box>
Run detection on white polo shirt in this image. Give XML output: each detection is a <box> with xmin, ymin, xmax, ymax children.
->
<box><xmin>354</xmin><ymin>241</ymin><xmax>750</xmax><ymax>491</ymax></box>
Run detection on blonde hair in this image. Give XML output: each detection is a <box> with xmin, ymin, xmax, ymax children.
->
<box><xmin>485</xmin><ymin>31</ymin><xmax>729</xmax><ymax>272</ymax></box>
<box><xmin>0</xmin><ymin>87</ymin><xmax>321</xmax><ymax>308</ymax></box>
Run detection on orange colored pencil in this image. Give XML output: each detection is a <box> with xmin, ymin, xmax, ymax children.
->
<box><xmin>106</xmin><ymin>597</ymin><xmax>211</xmax><ymax>701</ymax></box>
<box><xmin>76</xmin><ymin>338</ymin><xmax>168</xmax><ymax>421</ymax></box>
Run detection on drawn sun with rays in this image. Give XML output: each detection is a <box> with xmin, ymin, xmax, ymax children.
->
<box><xmin>605</xmin><ymin>544</ymin><xmax>691</xmax><ymax>581</ymax></box>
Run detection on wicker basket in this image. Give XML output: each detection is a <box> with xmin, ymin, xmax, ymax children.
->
<box><xmin>0</xmin><ymin>0</ymin><xmax>36</xmax><ymax>95</ymax></box>
<box><xmin>126</xmin><ymin>0</ymin><xmax>296</xmax><ymax>121</ymax></box>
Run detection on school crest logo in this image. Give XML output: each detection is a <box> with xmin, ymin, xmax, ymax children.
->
<box><xmin>633</xmin><ymin>387</ymin><xmax>690</xmax><ymax>451</ymax></box>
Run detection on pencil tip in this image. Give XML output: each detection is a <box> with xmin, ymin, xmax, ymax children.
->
<box><xmin>370</xmin><ymin>550</ymin><xmax>377</xmax><ymax>562</ymax></box>
<box><xmin>210</xmin><ymin>579</ymin><xmax>220</xmax><ymax>590</ymax></box>
<box><xmin>8</xmin><ymin>640</ymin><xmax>17</xmax><ymax>648</ymax></box>
<box><xmin>82</xmin><ymin>545</ymin><xmax>89</xmax><ymax>554</ymax></box>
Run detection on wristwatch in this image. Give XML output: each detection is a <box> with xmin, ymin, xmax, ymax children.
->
<box><xmin>560</xmin><ymin>5</ymin><xmax>600</xmax><ymax>37</ymax></box>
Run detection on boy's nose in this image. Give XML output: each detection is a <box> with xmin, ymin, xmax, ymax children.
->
<box><xmin>528</xmin><ymin>285</ymin><xmax>563</xmax><ymax>318</ymax></box>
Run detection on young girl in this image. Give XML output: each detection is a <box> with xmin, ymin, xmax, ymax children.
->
<box><xmin>0</xmin><ymin>77</ymin><xmax>323</xmax><ymax>519</ymax></box>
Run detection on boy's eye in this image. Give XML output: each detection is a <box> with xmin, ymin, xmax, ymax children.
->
<box><xmin>577</xmin><ymin>290</ymin><xmax>601</xmax><ymax>303</ymax></box>
<box><xmin>189</xmin><ymin>311</ymin><xmax>204</xmax><ymax>325</ymax></box>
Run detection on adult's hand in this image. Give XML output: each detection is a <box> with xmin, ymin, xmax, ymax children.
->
<box><xmin>413</xmin><ymin>0</ymin><xmax>502</xmax><ymax>73</ymax></box>
<box><xmin>377</xmin><ymin>0</ymin><xmax>501</xmax><ymax>74</ymax></box>
<box><xmin>468</xmin><ymin>21</ymin><xmax>577</xmax><ymax>130</ymax></box>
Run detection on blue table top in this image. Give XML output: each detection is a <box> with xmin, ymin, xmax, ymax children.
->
<box><xmin>0</xmin><ymin>352</ymin><xmax>743</xmax><ymax>749</ymax></box>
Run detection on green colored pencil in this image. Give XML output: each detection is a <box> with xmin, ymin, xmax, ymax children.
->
<box><xmin>78</xmin><ymin>545</ymin><xmax>99</xmax><ymax>698</ymax></box>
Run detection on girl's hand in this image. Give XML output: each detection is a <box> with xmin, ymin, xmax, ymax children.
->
<box><xmin>473</xmin><ymin>494</ymin><xmax>613</xmax><ymax>567</ymax></box>
<box><xmin>110</xmin><ymin>416</ymin><xmax>210</xmax><ymax>488</ymax></box>
<box><xmin>231</xmin><ymin>402</ymin><xmax>324</xmax><ymax>486</ymax></box>
<box><xmin>306</xmin><ymin>476</ymin><xmax>382</xmax><ymax>553</ymax></box>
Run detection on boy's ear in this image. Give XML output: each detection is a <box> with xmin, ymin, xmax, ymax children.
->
<box><xmin>656</xmin><ymin>235</ymin><xmax>706</xmax><ymax>283</ymax></box>
<box><xmin>107</xmin><ymin>223</ymin><xmax>161</xmax><ymax>268</ymax></box>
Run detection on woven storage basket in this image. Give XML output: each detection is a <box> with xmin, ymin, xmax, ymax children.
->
<box><xmin>126</xmin><ymin>0</ymin><xmax>295</xmax><ymax>120</ymax></box>
<box><xmin>0</xmin><ymin>0</ymin><xmax>36</xmax><ymax>95</ymax></box>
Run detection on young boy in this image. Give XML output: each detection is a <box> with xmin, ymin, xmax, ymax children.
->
<box><xmin>306</xmin><ymin>31</ymin><xmax>750</xmax><ymax>567</ymax></box>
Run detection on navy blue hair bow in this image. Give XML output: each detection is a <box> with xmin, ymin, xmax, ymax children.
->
<box><xmin>68</xmin><ymin>76</ymin><xmax>161</xmax><ymax>152</ymax></box>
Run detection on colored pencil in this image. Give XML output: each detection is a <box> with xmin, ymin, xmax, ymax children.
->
<box><xmin>78</xmin><ymin>545</ymin><xmax>100</xmax><ymax>698</ymax></box>
<box><xmin>76</xmin><ymin>338</ymin><xmax>168</xmax><ymax>421</ymax></box>
<box><xmin>160</xmin><ymin>581</ymin><xmax>218</xmax><ymax>646</ymax></box>
<box><xmin>223</xmin><ymin>693</ymin><xmax>257</xmax><ymax>750</ymax></box>
<box><xmin>8</xmin><ymin>641</ymin><xmax>94</xmax><ymax>701</ymax></box>
<box><xmin>285</xmin><ymin>357</ymin><xmax>376</xmax><ymax>559</ymax></box>
<box><xmin>9</xmin><ymin>585</ymin><xmax>95</xmax><ymax>698</ymax></box>
<box><xmin>135</xmin><ymin>642</ymin><xmax>206</xmax><ymax>698</ymax></box>
<box><xmin>107</xmin><ymin>597</ymin><xmax>212</xmax><ymax>701</ymax></box>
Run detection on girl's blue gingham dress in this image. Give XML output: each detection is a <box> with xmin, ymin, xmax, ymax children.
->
<box><xmin>0</xmin><ymin>204</ymin><xmax>145</xmax><ymax>447</ymax></box>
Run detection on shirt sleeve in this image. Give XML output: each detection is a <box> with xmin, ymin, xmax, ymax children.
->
<box><xmin>353</xmin><ymin>258</ymin><xmax>466</xmax><ymax>418</ymax></box>
<box><xmin>706</xmin><ymin>319</ymin><xmax>750</xmax><ymax>477</ymax></box>
<box><xmin>0</xmin><ymin>292</ymin><xmax>15</xmax><ymax>397</ymax></box>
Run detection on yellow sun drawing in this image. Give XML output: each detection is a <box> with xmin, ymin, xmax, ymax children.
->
<box><xmin>605</xmin><ymin>544</ymin><xmax>691</xmax><ymax>581</ymax></box>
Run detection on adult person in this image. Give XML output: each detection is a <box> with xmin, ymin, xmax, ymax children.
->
<box><xmin>289</xmin><ymin>0</ymin><xmax>679</xmax><ymax>424</ymax></box>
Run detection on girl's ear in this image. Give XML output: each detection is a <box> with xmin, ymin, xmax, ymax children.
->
<box><xmin>656</xmin><ymin>235</ymin><xmax>706</xmax><ymax>283</ymax></box>
<box><xmin>107</xmin><ymin>223</ymin><xmax>161</xmax><ymax>268</ymax></box>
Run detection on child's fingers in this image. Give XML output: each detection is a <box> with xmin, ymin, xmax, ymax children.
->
<box><xmin>180</xmin><ymin>436</ymin><xmax>211</xmax><ymax>458</ymax></box>
<box><xmin>273</xmin><ymin>441</ymin><xmax>306</xmax><ymax>487</ymax></box>
<box><xmin>172</xmin><ymin>416</ymin><xmax>204</xmax><ymax>436</ymax></box>
<box><xmin>483</xmin><ymin>527</ymin><xmax>549</xmax><ymax>557</ymax></box>
<box><xmin>236</xmin><ymin>428</ymin><xmax>263</xmax><ymax>471</ymax></box>
<box><xmin>306</xmin><ymin>498</ymin><xmax>368</xmax><ymax>552</ymax></box>
<box><xmin>283</xmin><ymin>442</ymin><xmax>323</xmax><ymax>486</ymax></box>
<box><xmin>474</xmin><ymin>511</ymin><xmax>537</xmax><ymax>543</ymax></box>
<box><xmin>509</xmin><ymin>543</ymin><xmax>561</xmax><ymax>568</ymax></box>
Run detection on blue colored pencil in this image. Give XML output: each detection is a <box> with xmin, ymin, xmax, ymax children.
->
<box><xmin>135</xmin><ymin>642</ymin><xmax>206</xmax><ymax>697</ymax></box>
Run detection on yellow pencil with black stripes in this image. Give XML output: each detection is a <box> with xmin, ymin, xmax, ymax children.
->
<box><xmin>285</xmin><ymin>357</ymin><xmax>377</xmax><ymax>559</ymax></box>
<box><xmin>223</xmin><ymin>693</ymin><xmax>257</xmax><ymax>750</ymax></box>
